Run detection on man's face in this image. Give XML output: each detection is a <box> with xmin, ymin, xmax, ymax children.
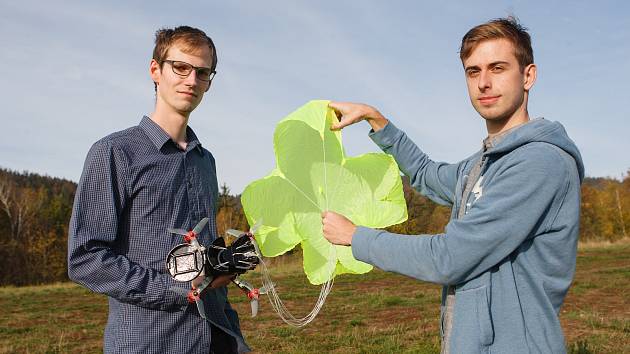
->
<box><xmin>150</xmin><ymin>43</ymin><xmax>213</xmax><ymax>115</ymax></box>
<box><xmin>463</xmin><ymin>39</ymin><xmax>535</xmax><ymax>122</ymax></box>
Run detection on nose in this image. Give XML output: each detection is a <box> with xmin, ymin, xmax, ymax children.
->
<box><xmin>183</xmin><ymin>69</ymin><xmax>199</xmax><ymax>87</ymax></box>
<box><xmin>477</xmin><ymin>70</ymin><xmax>491</xmax><ymax>92</ymax></box>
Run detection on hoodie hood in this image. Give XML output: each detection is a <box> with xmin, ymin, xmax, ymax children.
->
<box><xmin>485</xmin><ymin>119</ymin><xmax>585</xmax><ymax>182</ymax></box>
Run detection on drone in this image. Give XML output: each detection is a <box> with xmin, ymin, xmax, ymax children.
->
<box><xmin>165</xmin><ymin>218</ymin><xmax>270</xmax><ymax>318</ymax></box>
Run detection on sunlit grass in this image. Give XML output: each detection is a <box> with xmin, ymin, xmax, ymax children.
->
<box><xmin>1</xmin><ymin>242</ymin><xmax>628</xmax><ymax>353</ymax></box>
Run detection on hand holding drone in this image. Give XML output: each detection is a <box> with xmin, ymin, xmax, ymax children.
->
<box><xmin>165</xmin><ymin>218</ymin><xmax>266</xmax><ymax>318</ymax></box>
<box><xmin>206</xmin><ymin>231</ymin><xmax>259</xmax><ymax>275</ymax></box>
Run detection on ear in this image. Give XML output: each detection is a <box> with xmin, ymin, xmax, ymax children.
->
<box><xmin>150</xmin><ymin>59</ymin><xmax>161</xmax><ymax>87</ymax></box>
<box><xmin>523</xmin><ymin>63</ymin><xmax>537</xmax><ymax>91</ymax></box>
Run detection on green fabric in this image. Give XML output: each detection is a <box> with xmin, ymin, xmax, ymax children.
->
<box><xmin>241</xmin><ymin>100</ymin><xmax>407</xmax><ymax>285</ymax></box>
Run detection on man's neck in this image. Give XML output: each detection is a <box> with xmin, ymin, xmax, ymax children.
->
<box><xmin>150</xmin><ymin>108</ymin><xmax>190</xmax><ymax>150</ymax></box>
<box><xmin>486</xmin><ymin>108</ymin><xmax>530</xmax><ymax>138</ymax></box>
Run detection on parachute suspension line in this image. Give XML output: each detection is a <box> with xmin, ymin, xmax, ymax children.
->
<box><xmin>283</xmin><ymin>177</ymin><xmax>322</xmax><ymax>212</ymax></box>
<box><xmin>257</xmin><ymin>245</ymin><xmax>335</xmax><ymax>327</ymax></box>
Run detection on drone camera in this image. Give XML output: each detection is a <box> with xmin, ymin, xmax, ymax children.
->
<box><xmin>173</xmin><ymin>251</ymin><xmax>201</xmax><ymax>275</ymax></box>
<box><xmin>166</xmin><ymin>243</ymin><xmax>205</xmax><ymax>282</ymax></box>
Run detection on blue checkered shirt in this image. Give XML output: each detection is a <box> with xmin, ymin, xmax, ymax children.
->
<box><xmin>68</xmin><ymin>116</ymin><xmax>250</xmax><ymax>353</ymax></box>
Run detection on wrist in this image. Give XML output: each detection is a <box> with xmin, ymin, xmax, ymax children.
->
<box><xmin>365</xmin><ymin>110</ymin><xmax>388</xmax><ymax>131</ymax></box>
<box><xmin>348</xmin><ymin>225</ymin><xmax>356</xmax><ymax>245</ymax></box>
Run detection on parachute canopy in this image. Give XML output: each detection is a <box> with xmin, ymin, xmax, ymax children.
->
<box><xmin>241</xmin><ymin>100</ymin><xmax>407</xmax><ymax>285</ymax></box>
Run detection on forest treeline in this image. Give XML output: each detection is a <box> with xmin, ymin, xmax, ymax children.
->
<box><xmin>1</xmin><ymin>167</ymin><xmax>628</xmax><ymax>286</ymax></box>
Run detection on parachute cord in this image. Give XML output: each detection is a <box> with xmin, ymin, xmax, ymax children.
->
<box><xmin>283</xmin><ymin>177</ymin><xmax>322</xmax><ymax>212</ymax></box>
<box><xmin>256</xmin><ymin>240</ymin><xmax>336</xmax><ymax>327</ymax></box>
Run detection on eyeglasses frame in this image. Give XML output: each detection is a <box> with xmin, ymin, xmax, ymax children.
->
<box><xmin>161</xmin><ymin>59</ymin><xmax>217</xmax><ymax>83</ymax></box>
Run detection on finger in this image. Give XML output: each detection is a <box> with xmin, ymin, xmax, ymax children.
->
<box><xmin>333</xmin><ymin>117</ymin><xmax>358</xmax><ymax>130</ymax></box>
<box><xmin>328</xmin><ymin>101</ymin><xmax>343</xmax><ymax>113</ymax></box>
<box><xmin>330</xmin><ymin>116</ymin><xmax>358</xmax><ymax>131</ymax></box>
<box><xmin>330</xmin><ymin>119</ymin><xmax>343</xmax><ymax>130</ymax></box>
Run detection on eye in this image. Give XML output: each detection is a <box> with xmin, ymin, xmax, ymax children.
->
<box><xmin>172</xmin><ymin>62</ymin><xmax>191</xmax><ymax>74</ymax></box>
<box><xmin>197</xmin><ymin>68</ymin><xmax>212</xmax><ymax>81</ymax></box>
<box><xmin>466</xmin><ymin>69</ymin><xmax>479</xmax><ymax>78</ymax></box>
<box><xmin>491</xmin><ymin>65</ymin><xmax>504</xmax><ymax>73</ymax></box>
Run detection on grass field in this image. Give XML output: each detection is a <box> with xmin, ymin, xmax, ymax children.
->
<box><xmin>1</xmin><ymin>241</ymin><xmax>628</xmax><ymax>353</ymax></box>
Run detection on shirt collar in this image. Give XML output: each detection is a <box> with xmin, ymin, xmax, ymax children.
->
<box><xmin>185</xmin><ymin>126</ymin><xmax>203</xmax><ymax>154</ymax></box>
<box><xmin>140</xmin><ymin>116</ymin><xmax>171</xmax><ymax>149</ymax></box>
<box><xmin>139</xmin><ymin>116</ymin><xmax>203</xmax><ymax>154</ymax></box>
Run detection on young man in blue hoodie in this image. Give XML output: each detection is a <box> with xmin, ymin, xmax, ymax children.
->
<box><xmin>322</xmin><ymin>18</ymin><xmax>584</xmax><ymax>354</ymax></box>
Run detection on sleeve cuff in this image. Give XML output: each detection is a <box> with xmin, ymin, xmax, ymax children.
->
<box><xmin>163</xmin><ymin>276</ymin><xmax>190</xmax><ymax>310</ymax></box>
<box><xmin>368</xmin><ymin>121</ymin><xmax>404</xmax><ymax>150</ymax></box>
<box><xmin>351</xmin><ymin>226</ymin><xmax>380</xmax><ymax>264</ymax></box>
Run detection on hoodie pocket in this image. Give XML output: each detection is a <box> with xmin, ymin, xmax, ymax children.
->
<box><xmin>452</xmin><ymin>285</ymin><xmax>495</xmax><ymax>351</ymax></box>
<box><xmin>476</xmin><ymin>286</ymin><xmax>494</xmax><ymax>346</ymax></box>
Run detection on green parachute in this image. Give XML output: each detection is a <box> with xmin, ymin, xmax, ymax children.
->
<box><xmin>241</xmin><ymin>100</ymin><xmax>407</xmax><ymax>285</ymax></box>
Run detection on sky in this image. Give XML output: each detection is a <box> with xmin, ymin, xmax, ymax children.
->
<box><xmin>1</xmin><ymin>0</ymin><xmax>629</xmax><ymax>194</ymax></box>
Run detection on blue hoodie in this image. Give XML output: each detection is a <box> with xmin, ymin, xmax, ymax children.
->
<box><xmin>352</xmin><ymin>119</ymin><xmax>584</xmax><ymax>354</ymax></box>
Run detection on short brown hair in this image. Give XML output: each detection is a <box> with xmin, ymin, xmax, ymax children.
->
<box><xmin>152</xmin><ymin>26</ymin><xmax>217</xmax><ymax>91</ymax></box>
<box><xmin>459</xmin><ymin>17</ymin><xmax>533</xmax><ymax>71</ymax></box>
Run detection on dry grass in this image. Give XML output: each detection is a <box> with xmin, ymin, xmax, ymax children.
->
<box><xmin>0</xmin><ymin>242</ymin><xmax>628</xmax><ymax>353</ymax></box>
<box><xmin>577</xmin><ymin>237</ymin><xmax>630</xmax><ymax>250</ymax></box>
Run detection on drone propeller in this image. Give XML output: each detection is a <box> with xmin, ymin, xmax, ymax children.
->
<box><xmin>168</xmin><ymin>217</ymin><xmax>210</xmax><ymax>239</ymax></box>
<box><xmin>226</xmin><ymin>218</ymin><xmax>263</xmax><ymax>239</ymax></box>
<box><xmin>168</xmin><ymin>228</ymin><xmax>189</xmax><ymax>236</ymax></box>
<box><xmin>182</xmin><ymin>277</ymin><xmax>212</xmax><ymax>319</ymax></box>
<box><xmin>232</xmin><ymin>277</ymin><xmax>274</xmax><ymax>317</ymax></box>
<box><xmin>225</xmin><ymin>229</ymin><xmax>243</xmax><ymax>239</ymax></box>
<box><xmin>250</xmin><ymin>298</ymin><xmax>259</xmax><ymax>317</ymax></box>
<box><xmin>196</xmin><ymin>298</ymin><xmax>207</xmax><ymax>319</ymax></box>
<box><xmin>167</xmin><ymin>286</ymin><xmax>208</xmax><ymax>320</ymax></box>
<box><xmin>192</xmin><ymin>218</ymin><xmax>209</xmax><ymax>235</ymax></box>
<box><xmin>248</xmin><ymin>281</ymin><xmax>275</xmax><ymax>317</ymax></box>
<box><xmin>250</xmin><ymin>219</ymin><xmax>262</xmax><ymax>235</ymax></box>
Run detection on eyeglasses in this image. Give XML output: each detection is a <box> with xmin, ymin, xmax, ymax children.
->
<box><xmin>162</xmin><ymin>60</ymin><xmax>216</xmax><ymax>82</ymax></box>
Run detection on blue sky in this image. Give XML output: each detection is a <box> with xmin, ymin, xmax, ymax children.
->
<box><xmin>1</xmin><ymin>1</ymin><xmax>628</xmax><ymax>194</ymax></box>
